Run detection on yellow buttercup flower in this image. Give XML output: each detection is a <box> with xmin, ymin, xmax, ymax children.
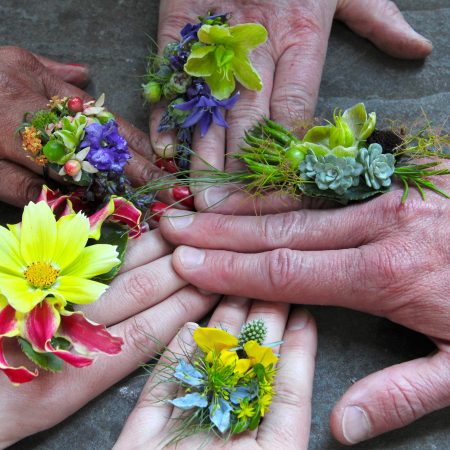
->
<box><xmin>0</xmin><ymin>201</ymin><xmax>120</xmax><ymax>314</ymax></box>
<box><xmin>193</xmin><ymin>327</ymin><xmax>238</xmax><ymax>353</ymax></box>
<box><xmin>244</xmin><ymin>340</ymin><xmax>278</xmax><ymax>368</ymax></box>
<box><xmin>236</xmin><ymin>398</ymin><xmax>256</xmax><ymax>420</ymax></box>
<box><xmin>259</xmin><ymin>392</ymin><xmax>273</xmax><ymax>417</ymax></box>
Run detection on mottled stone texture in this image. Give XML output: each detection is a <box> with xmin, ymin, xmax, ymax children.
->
<box><xmin>0</xmin><ymin>0</ymin><xmax>448</xmax><ymax>448</ymax></box>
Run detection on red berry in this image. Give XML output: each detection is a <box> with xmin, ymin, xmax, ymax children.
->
<box><xmin>173</xmin><ymin>185</ymin><xmax>195</xmax><ymax>208</ymax></box>
<box><xmin>64</xmin><ymin>160</ymin><xmax>81</xmax><ymax>177</ymax></box>
<box><xmin>67</xmin><ymin>96</ymin><xmax>84</xmax><ymax>113</ymax></box>
<box><xmin>150</xmin><ymin>201</ymin><xmax>170</xmax><ymax>222</ymax></box>
<box><xmin>155</xmin><ymin>157</ymin><xmax>178</xmax><ymax>174</ymax></box>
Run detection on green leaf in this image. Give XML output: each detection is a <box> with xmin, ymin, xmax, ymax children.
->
<box><xmin>303</xmin><ymin>125</ymin><xmax>331</xmax><ymax>145</ymax></box>
<box><xmin>249</xmin><ymin>404</ymin><xmax>262</xmax><ymax>430</ymax></box>
<box><xmin>18</xmin><ymin>337</ymin><xmax>63</xmax><ymax>372</ymax></box>
<box><xmin>92</xmin><ymin>222</ymin><xmax>128</xmax><ymax>282</ymax></box>
<box><xmin>51</xmin><ymin>336</ymin><xmax>71</xmax><ymax>350</ymax></box>
<box><xmin>231</xmin><ymin>418</ymin><xmax>250</xmax><ymax>434</ymax></box>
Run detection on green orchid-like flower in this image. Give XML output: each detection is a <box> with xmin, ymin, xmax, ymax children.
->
<box><xmin>184</xmin><ymin>23</ymin><xmax>268</xmax><ymax>100</ymax></box>
<box><xmin>296</xmin><ymin>103</ymin><xmax>377</xmax><ymax>159</ymax></box>
<box><xmin>53</xmin><ymin>114</ymin><xmax>88</xmax><ymax>162</ymax></box>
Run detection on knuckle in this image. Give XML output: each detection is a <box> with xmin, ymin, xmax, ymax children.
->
<box><xmin>263</xmin><ymin>211</ymin><xmax>305</xmax><ymax>248</ymax></box>
<box><xmin>122</xmin><ymin>269</ymin><xmax>160</xmax><ymax>307</ymax></box>
<box><xmin>123</xmin><ymin>317</ymin><xmax>158</xmax><ymax>357</ymax></box>
<box><xmin>266</xmin><ymin>248</ymin><xmax>299</xmax><ymax>292</ymax></box>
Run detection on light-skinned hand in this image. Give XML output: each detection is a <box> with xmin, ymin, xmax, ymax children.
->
<box><xmin>152</xmin><ymin>0</ymin><xmax>432</xmax><ymax>214</ymax></box>
<box><xmin>159</xmin><ymin>174</ymin><xmax>450</xmax><ymax>444</ymax></box>
<box><xmin>0</xmin><ymin>229</ymin><xmax>218</xmax><ymax>448</ymax></box>
<box><xmin>114</xmin><ymin>298</ymin><xmax>317</xmax><ymax>450</ymax></box>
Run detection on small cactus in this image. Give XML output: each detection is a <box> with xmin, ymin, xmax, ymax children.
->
<box><xmin>238</xmin><ymin>319</ymin><xmax>268</xmax><ymax>346</ymax></box>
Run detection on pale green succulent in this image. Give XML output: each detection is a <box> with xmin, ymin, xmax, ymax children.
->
<box><xmin>184</xmin><ymin>23</ymin><xmax>268</xmax><ymax>100</ymax></box>
<box><xmin>300</xmin><ymin>149</ymin><xmax>363</xmax><ymax>195</ymax></box>
<box><xmin>53</xmin><ymin>114</ymin><xmax>88</xmax><ymax>161</ymax></box>
<box><xmin>295</xmin><ymin>103</ymin><xmax>377</xmax><ymax>159</ymax></box>
<box><xmin>357</xmin><ymin>143</ymin><xmax>395</xmax><ymax>189</ymax></box>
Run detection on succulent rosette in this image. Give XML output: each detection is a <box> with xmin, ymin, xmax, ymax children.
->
<box><xmin>136</xmin><ymin>102</ymin><xmax>450</xmax><ymax>205</ymax></box>
<box><xmin>150</xmin><ymin>319</ymin><xmax>278</xmax><ymax>443</ymax></box>
<box><xmin>143</xmin><ymin>12</ymin><xmax>267</xmax><ymax>169</ymax></box>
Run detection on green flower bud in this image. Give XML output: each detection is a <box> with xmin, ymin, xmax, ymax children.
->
<box><xmin>285</xmin><ymin>143</ymin><xmax>306</xmax><ymax>168</ymax></box>
<box><xmin>162</xmin><ymin>72</ymin><xmax>191</xmax><ymax>99</ymax></box>
<box><xmin>238</xmin><ymin>319</ymin><xmax>268</xmax><ymax>347</ymax></box>
<box><xmin>163</xmin><ymin>42</ymin><xmax>178</xmax><ymax>58</ymax></box>
<box><xmin>97</xmin><ymin>111</ymin><xmax>115</xmax><ymax>124</ymax></box>
<box><xmin>169</xmin><ymin>98</ymin><xmax>190</xmax><ymax>124</ymax></box>
<box><xmin>142</xmin><ymin>81</ymin><xmax>162</xmax><ymax>103</ymax></box>
<box><xmin>329</xmin><ymin>115</ymin><xmax>354</xmax><ymax>148</ymax></box>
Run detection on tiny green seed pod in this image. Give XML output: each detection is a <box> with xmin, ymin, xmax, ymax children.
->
<box><xmin>142</xmin><ymin>81</ymin><xmax>162</xmax><ymax>103</ymax></box>
<box><xmin>97</xmin><ymin>111</ymin><xmax>115</xmax><ymax>124</ymax></box>
<box><xmin>285</xmin><ymin>144</ymin><xmax>306</xmax><ymax>167</ymax></box>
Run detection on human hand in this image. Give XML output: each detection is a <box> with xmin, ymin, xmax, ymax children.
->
<box><xmin>152</xmin><ymin>0</ymin><xmax>432</xmax><ymax>214</ymax></box>
<box><xmin>158</xmin><ymin>175</ymin><xmax>450</xmax><ymax>444</ymax></box>
<box><xmin>0</xmin><ymin>46</ymin><xmax>176</xmax><ymax>208</ymax></box>
<box><xmin>0</xmin><ymin>229</ymin><xmax>218</xmax><ymax>448</ymax></box>
<box><xmin>114</xmin><ymin>298</ymin><xmax>316</xmax><ymax>450</ymax></box>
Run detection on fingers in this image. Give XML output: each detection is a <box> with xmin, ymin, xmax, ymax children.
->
<box><xmin>160</xmin><ymin>204</ymin><xmax>382</xmax><ymax>252</ymax></box>
<box><xmin>208</xmin><ymin>296</ymin><xmax>251</xmax><ymax>334</ymax></box>
<box><xmin>114</xmin><ymin>322</ymin><xmax>198</xmax><ymax>449</ymax></box>
<box><xmin>120</xmin><ymin>229</ymin><xmax>172</xmax><ymax>273</ymax></box>
<box><xmin>224</xmin><ymin>48</ymin><xmax>275</xmax><ymax>173</ymax></box>
<box><xmin>170</xmin><ymin>245</ymin><xmax>376</xmax><ymax>311</ymax></box>
<box><xmin>330</xmin><ymin>350</ymin><xmax>450</xmax><ymax>444</ymax></box>
<box><xmin>0</xmin><ymin>160</ymin><xmax>43</xmax><ymax>207</ymax></box>
<box><xmin>270</xmin><ymin>7</ymin><xmax>335</xmax><ymax>123</ymax></box>
<box><xmin>258</xmin><ymin>308</ymin><xmax>317</xmax><ymax>449</ymax></box>
<box><xmin>83</xmin><ymin>255</ymin><xmax>187</xmax><ymax>326</ymax></box>
<box><xmin>32</xmin><ymin>53</ymin><xmax>90</xmax><ymax>88</ymax></box>
<box><xmin>336</xmin><ymin>0</ymin><xmax>432</xmax><ymax>59</ymax></box>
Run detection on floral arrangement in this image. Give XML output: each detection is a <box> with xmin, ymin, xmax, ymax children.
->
<box><xmin>151</xmin><ymin>319</ymin><xmax>278</xmax><ymax>444</ymax></box>
<box><xmin>2</xmin><ymin>94</ymin><xmax>170</xmax><ymax>385</ymax></box>
<box><xmin>136</xmin><ymin>103</ymin><xmax>450</xmax><ymax>204</ymax></box>
<box><xmin>142</xmin><ymin>12</ymin><xmax>267</xmax><ymax>169</ymax></box>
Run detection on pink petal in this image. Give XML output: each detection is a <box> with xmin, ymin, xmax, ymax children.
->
<box><xmin>59</xmin><ymin>311</ymin><xmax>123</xmax><ymax>356</ymax></box>
<box><xmin>37</xmin><ymin>186</ymin><xmax>78</xmax><ymax>218</ymax></box>
<box><xmin>110</xmin><ymin>198</ymin><xmax>142</xmax><ymax>239</ymax></box>
<box><xmin>89</xmin><ymin>198</ymin><xmax>115</xmax><ymax>240</ymax></box>
<box><xmin>43</xmin><ymin>341</ymin><xmax>93</xmax><ymax>368</ymax></box>
<box><xmin>0</xmin><ymin>305</ymin><xmax>17</xmax><ymax>336</ymax></box>
<box><xmin>23</xmin><ymin>300</ymin><xmax>59</xmax><ymax>351</ymax></box>
<box><xmin>0</xmin><ymin>337</ymin><xmax>37</xmax><ymax>384</ymax></box>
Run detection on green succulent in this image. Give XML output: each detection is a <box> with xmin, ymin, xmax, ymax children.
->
<box><xmin>184</xmin><ymin>23</ymin><xmax>267</xmax><ymax>100</ymax></box>
<box><xmin>238</xmin><ymin>319</ymin><xmax>268</xmax><ymax>347</ymax></box>
<box><xmin>357</xmin><ymin>143</ymin><xmax>395</xmax><ymax>189</ymax></box>
<box><xmin>300</xmin><ymin>149</ymin><xmax>363</xmax><ymax>195</ymax></box>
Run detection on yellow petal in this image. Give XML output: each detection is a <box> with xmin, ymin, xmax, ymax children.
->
<box><xmin>20</xmin><ymin>202</ymin><xmax>57</xmax><ymax>265</ymax></box>
<box><xmin>62</xmin><ymin>244</ymin><xmax>119</xmax><ymax>278</ymax></box>
<box><xmin>53</xmin><ymin>213</ymin><xmax>90</xmax><ymax>269</ymax></box>
<box><xmin>235</xmin><ymin>358</ymin><xmax>251</xmax><ymax>374</ymax></box>
<box><xmin>0</xmin><ymin>274</ymin><xmax>46</xmax><ymax>313</ymax></box>
<box><xmin>53</xmin><ymin>275</ymin><xmax>108</xmax><ymax>305</ymax></box>
<box><xmin>193</xmin><ymin>327</ymin><xmax>238</xmax><ymax>353</ymax></box>
<box><xmin>219</xmin><ymin>349</ymin><xmax>238</xmax><ymax>367</ymax></box>
<box><xmin>244</xmin><ymin>340</ymin><xmax>278</xmax><ymax>367</ymax></box>
<box><xmin>0</xmin><ymin>226</ymin><xmax>24</xmax><ymax>275</ymax></box>
<box><xmin>7</xmin><ymin>223</ymin><xmax>21</xmax><ymax>241</ymax></box>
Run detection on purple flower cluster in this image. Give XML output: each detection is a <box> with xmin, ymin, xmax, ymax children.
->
<box><xmin>174</xmin><ymin>89</ymin><xmax>240</xmax><ymax>137</ymax></box>
<box><xmin>80</xmin><ymin>120</ymin><xmax>131</xmax><ymax>173</ymax></box>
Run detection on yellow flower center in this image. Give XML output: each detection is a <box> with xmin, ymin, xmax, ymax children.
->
<box><xmin>24</xmin><ymin>262</ymin><xmax>59</xmax><ymax>289</ymax></box>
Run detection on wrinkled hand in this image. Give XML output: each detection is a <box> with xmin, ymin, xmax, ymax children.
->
<box><xmin>0</xmin><ymin>230</ymin><xmax>217</xmax><ymax>448</ymax></box>
<box><xmin>152</xmin><ymin>0</ymin><xmax>432</xmax><ymax>213</ymax></box>
<box><xmin>158</xmin><ymin>176</ymin><xmax>450</xmax><ymax>444</ymax></box>
<box><xmin>0</xmin><ymin>46</ymin><xmax>175</xmax><ymax>208</ymax></box>
<box><xmin>114</xmin><ymin>298</ymin><xmax>316</xmax><ymax>450</ymax></box>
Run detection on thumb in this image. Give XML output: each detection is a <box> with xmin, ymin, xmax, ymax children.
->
<box><xmin>330</xmin><ymin>350</ymin><xmax>450</xmax><ymax>444</ymax></box>
<box><xmin>335</xmin><ymin>0</ymin><xmax>432</xmax><ymax>59</ymax></box>
<box><xmin>33</xmin><ymin>53</ymin><xmax>90</xmax><ymax>87</ymax></box>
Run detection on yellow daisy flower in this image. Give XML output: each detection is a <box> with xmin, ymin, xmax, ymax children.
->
<box><xmin>0</xmin><ymin>201</ymin><xmax>120</xmax><ymax>314</ymax></box>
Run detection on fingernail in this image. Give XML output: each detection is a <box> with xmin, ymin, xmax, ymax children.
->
<box><xmin>342</xmin><ymin>406</ymin><xmax>371</xmax><ymax>444</ymax></box>
<box><xmin>204</xmin><ymin>187</ymin><xmax>230</xmax><ymax>209</ymax></box>
<box><xmin>178</xmin><ymin>247</ymin><xmax>205</xmax><ymax>269</ymax></box>
<box><xmin>288</xmin><ymin>308</ymin><xmax>309</xmax><ymax>330</ymax></box>
<box><xmin>198</xmin><ymin>288</ymin><xmax>214</xmax><ymax>296</ymax></box>
<box><xmin>165</xmin><ymin>209</ymin><xmax>194</xmax><ymax>230</ymax></box>
<box><xmin>154</xmin><ymin>135</ymin><xmax>176</xmax><ymax>158</ymax></box>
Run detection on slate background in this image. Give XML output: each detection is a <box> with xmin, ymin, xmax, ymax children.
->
<box><xmin>0</xmin><ymin>0</ymin><xmax>449</xmax><ymax>449</ymax></box>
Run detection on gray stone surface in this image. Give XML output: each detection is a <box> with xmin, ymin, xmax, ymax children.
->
<box><xmin>0</xmin><ymin>0</ymin><xmax>449</xmax><ymax>449</ymax></box>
